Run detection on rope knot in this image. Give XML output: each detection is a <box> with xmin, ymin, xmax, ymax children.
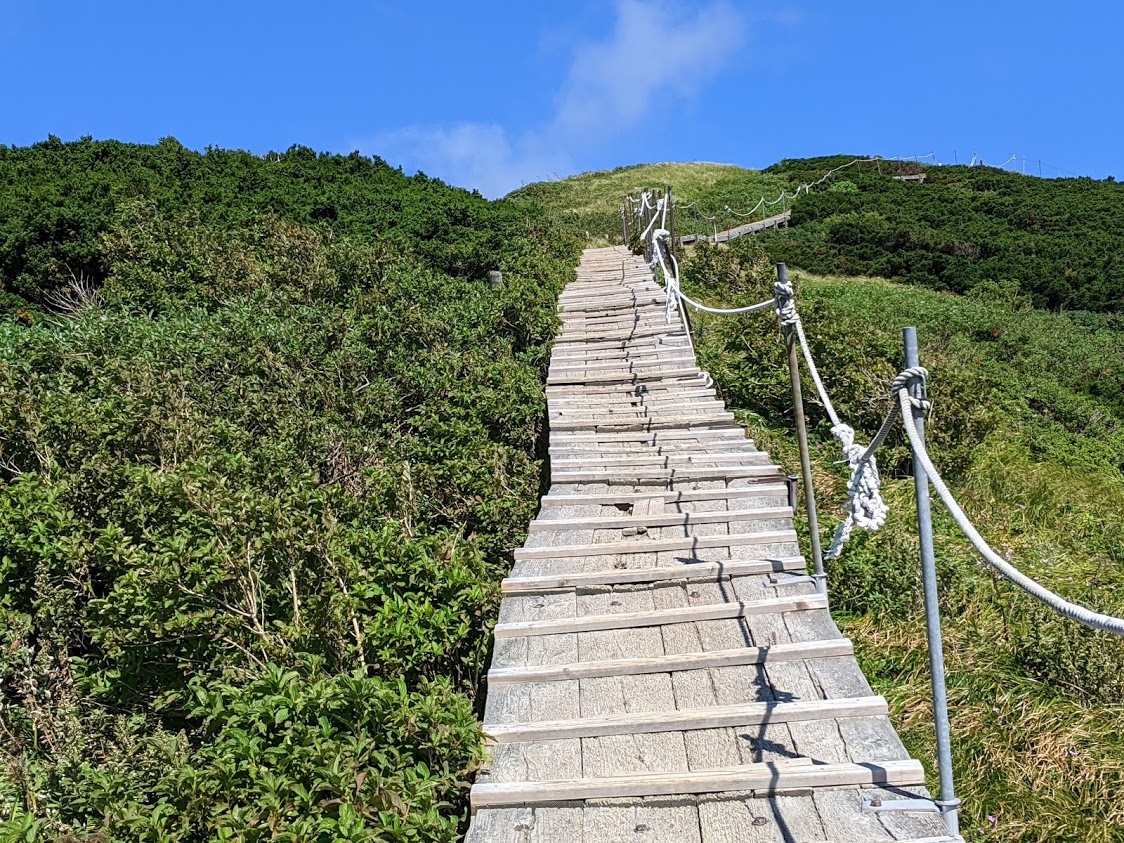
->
<box><xmin>830</xmin><ymin>423</ymin><xmax>855</xmax><ymax>450</ymax></box>
<box><xmin>773</xmin><ymin>278</ymin><xmax>799</xmax><ymax>327</ymax></box>
<box><xmin>891</xmin><ymin>366</ymin><xmax>931</xmax><ymax>410</ymax></box>
<box><xmin>825</xmin><ymin>422</ymin><xmax>888</xmax><ymax>559</ymax></box>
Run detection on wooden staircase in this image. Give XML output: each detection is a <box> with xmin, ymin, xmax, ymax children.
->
<box><xmin>466</xmin><ymin>246</ymin><xmax>954</xmax><ymax>842</ymax></box>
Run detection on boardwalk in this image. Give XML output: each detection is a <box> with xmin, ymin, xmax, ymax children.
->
<box><xmin>466</xmin><ymin>246</ymin><xmax>952</xmax><ymax>842</ymax></box>
<box><xmin>678</xmin><ymin>211</ymin><xmax>791</xmax><ymax>246</ymax></box>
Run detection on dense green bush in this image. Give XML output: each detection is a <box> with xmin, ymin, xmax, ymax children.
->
<box><xmin>0</xmin><ymin>140</ymin><xmax>580</xmax><ymax>840</ymax></box>
<box><xmin>0</xmin><ymin>136</ymin><xmax>521</xmax><ymax>316</ymax></box>
<box><xmin>757</xmin><ymin>155</ymin><xmax>1124</xmax><ymax>312</ymax></box>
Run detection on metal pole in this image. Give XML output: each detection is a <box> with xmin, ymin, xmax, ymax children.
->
<box><xmin>903</xmin><ymin>327</ymin><xmax>959</xmax><ymax>838</ymax></box>
<box><xmin>667</xmin><ymin>185</ymin><xmax>676</xmax><ymax>258</ymax></box>
<box><xmin>779</xmin><ymin>264</ymin><xmax>826</xmax><ymax>598</ymax></box>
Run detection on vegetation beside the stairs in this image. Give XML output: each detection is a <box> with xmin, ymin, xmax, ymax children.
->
<box><xmin>0</xmin><ymin>139</ymin><xmax>580</xmax><ymax>841</ymax></box>
<box><xmin>757</xmin><ymin>154</ymin><xmax>1124</xmax><ymax>313</ymax></box>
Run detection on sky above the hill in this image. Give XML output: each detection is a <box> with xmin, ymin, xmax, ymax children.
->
<box><xmin>4</xmin><ymin>1</ymin><xmax>1121</xmax><ymax>197</ymax></box>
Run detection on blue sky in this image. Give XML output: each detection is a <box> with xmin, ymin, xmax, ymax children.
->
<box><xmin>3</xmin><ymin>1</ymin><xmax>1120</xmax><ymax>197</ymax></box>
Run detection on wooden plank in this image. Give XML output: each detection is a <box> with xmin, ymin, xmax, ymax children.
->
<box><xmin>546</xmin><ymin>453</ymin><xmax>769</xmax><ymax>468</ymax></box>
<box><xmin>528</xmin><ymin>506</ymin><xmax>791</xmax><ymax>532</ymax></box>
<box><xmin>547</xmin><ymin>369</ymin><xmax>704</xmax><ymax>386</ymax></box>
<box><xmin>513</xmin><ymin>529</ymin><xmax>797</xmax><ymax>561</ymax></box>
<box><xmin>500</xmin><ymin>556</ymin><xmax>805</xmax><ymax>593</ymax></box>
<box><xmin>548</xmin><ymin>419</ymin><xmax>738</xmax><ymax>435</ymax></box>
<box><xmin>493</xmin><ymin>593</ymin><xmax>825</xmax><ymax>639</ymax></box>
<box><xmin>487</xmin><ymin>639</ymin><xmax>854</xmax><ymax>684</ymax></box>
<box><xmin>548</xmin><ymin>464</ymin><xmax>776</xmax><ymax>483</ymax></box>
<box><xmin>549</xmin><ymin>404</ymin><xmax>726</xmax><ymax>418</ymax></box>
<box><xmin>485</xmin><ymin>696</ymin><xmax>888</xmax><ymax>743</ymax></box>
<box><xmin>548</xmin><ymin>428</ymin><xmax>748</xmax><ymax>443</ymax></box>
<box><xmin>538</xmin><ymin>485</ymin><xmax>788</xmax><ymax>508</ymax></box>
<box><xmin>470</xmin><ymin>759</ymin><xmax>925</xmax><ymax>807</ymax></box>
<box><xmin>548</xmin><ymin>388</ymin><xmax>716</xmax><ymax>402</ymax></box>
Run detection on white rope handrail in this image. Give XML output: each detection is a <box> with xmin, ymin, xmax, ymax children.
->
<box><xmin>625</xmin><ymin>174</ymin><xmax>1124</xmax><ymax>641</ymax></box>
<box><xmin>677</xmin><ymin>290</ymin><xmax>774</xmax><ymax>315</ymax></box>
<box><xmin>897</xmin><ymin>386</ymin><xmax>1124</xmax><ymax>638</ymax></box>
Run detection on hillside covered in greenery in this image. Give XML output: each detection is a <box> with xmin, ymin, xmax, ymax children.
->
<box><xmin>758</xmin><ymin>155</ymin><xmax>1124</xmax><ymax>313</ymax></box>
<box><xmin>6</xmin><ymin>143</ymin><xmax>1123</xmax><ymax>842</ymax></box>
<box><xmin>0</xmin><ymin>138</ymin><xmax>579</xmax><ymax>840</ymax></box>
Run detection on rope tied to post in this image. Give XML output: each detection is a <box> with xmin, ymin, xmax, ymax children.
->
<box><xmin>773</xmin><ymin>275</ymin><xmax>799</xmax><ymax>327</ymax></box>
<box><xmin>651</xmin><ymin>229</ymin><xmax>679</xmax><ymax>322</ymax></box>
<box><xmin>824</xmin><ymin>366</ymin><xmax>929</xmax><ymax>558</ymax></box>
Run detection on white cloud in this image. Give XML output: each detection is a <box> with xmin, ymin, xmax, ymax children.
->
<box><xmin>551</xmin><ymin>0</ymin><xmax>746</xmax><ymax>140</ymax></box>
<box><xmin>360</xmin><ymin>1</ymin><xmax>746</xmax><ymax>198</ymax></box>
<box><xmin>365</xmin><ymin>123</ymin><xmax>570</xmax><ymax>199</ymax></box>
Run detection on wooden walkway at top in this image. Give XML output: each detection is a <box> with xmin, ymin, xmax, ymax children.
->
<box><xmin>466</xmin><ymin>246</ymin><xmax>952</xmax><ymax>843</ymax></box>
<box><xmin>678</xmin><ymin>210</ymin><xmax>791</xmax><ymax>246</ymax></box>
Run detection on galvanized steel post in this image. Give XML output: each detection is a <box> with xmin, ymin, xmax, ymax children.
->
<box><xmin>779</xmin><ymin>264</ymin><xmax>826</xmax><ymax>599</ymax></box>
<box><xmin>904</xmin><ymin>326</ymin><xmax>960</xmax><ymax>837</ymax></box>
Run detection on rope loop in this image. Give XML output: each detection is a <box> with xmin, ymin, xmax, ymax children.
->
<box><xmin>891</xmin><ymin>365</ymin><xmax>932</xmax><ymax>410</ymax></box>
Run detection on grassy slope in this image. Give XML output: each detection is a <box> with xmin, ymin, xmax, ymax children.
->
<box><xmin>507</xmin><ymin>161</ymin><xmax>789</xmax><ymax>246</ymax></box>
<box><xmin>528</xmin><ymin>162</ymin><xmax>1124</xmax><ymax>842</ymax></box>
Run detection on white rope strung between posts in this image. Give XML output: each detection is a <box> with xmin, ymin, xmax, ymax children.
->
<box><xmin>660</xmin><ymin>151</ymin><xmax>938</xmax><ymax>236</ymax></box>
<box><xmin>896</xmin><ymin>384</ymin><xmax>1124</xmax><ymax>638</ymax></box>
<box><xmin>651</xmin><ymin>230</ymin><xmax>712</xmax><ymax>387</ymax></box>
<box><xmin>677</xmin><ymin>290</ymin><xmax>775</xmax><ymax>315</ymax></box>
<box><xmin>772</xmin><ymin>276</ymin><xmax>890</xmax><ymax>558</ymax></box>
<box><xmin>725</xmin><ymin>197</ymin><xmax>769</xmax><ymax>218</ymax></box>
<box><xmin>640</xmin><ymin>211</ymin><xmax>1122</xmax><ymax>637</ymax></box>
<box><xmin>637</xmin><ymin>205</ymin><xmax>889</xmax><ymax>557</ymax></box>
<box><xmin>638</xmin><ymin>196</ymin><xmax>667</xmax><ymax>242</ymax></box>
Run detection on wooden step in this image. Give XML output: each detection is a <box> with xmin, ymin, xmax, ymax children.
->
<box><xmin>500</xmin><ymin>555</ymin><xmax>805</xmax><ymax>593</ymax></box>
<box><xmin>548</xmin><ymin>418</ymin><xmax>736</xmax><ymax>435</ymax></box>
<box><xmin>529</xmin><ymin>506</ymin><xmax>791</xmax><ymax>533</ymax></box>
<box><xmin>537</xmin><ymin>485</ymin><xmax>789</xmax><ymax>506</ymax></box>
<box><xmin>470</xmin><ymin>758</ymin><xmax>925</xmax><ymax>807</ymax></box>
<box><xmin>492</xmin><ymin>593</ymin><xmax>825</xmax><ymax>638</ymax></box>
<box><xmin>548</xmin><ymin>428</ymin><xmax>748</xmax><ymax>443</ymax></box>
<box><xmin>546</xmin><ymin>451</ymin><xmax>768</xmax><ymax>467</ymax></box>
<box><xmin>487</xmin><ymin>638</ymin><xmax>853</xmax><ymax>684</ymax></box>
<box><xmin>484</xmin><ymin>695</ymin><xmax>887</xmax><ymax>743</ymax></box>
<box><xmin>514</xmin><ymin>528</ymin><xmax>797</xmax><ymax>561</ymax></box>
<box><xmin>548</xmin><ymin>463</ymin><xmax>778</xmax><ymax>483</ymax></box>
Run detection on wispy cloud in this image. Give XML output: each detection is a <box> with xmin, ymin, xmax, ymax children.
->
<box><xmin>359</xmin><ymin>0</ymin><xmax>747</xmax><ymax>198</ymax></box>
<box><xmin>551</xmin><ymin>0</ymin><xmax>745</xmax><ymax>141</ymax></box>
<box><xmin>365</xmin><ymin>123</ymin><xmax>568</xmax><ymax>199</ymax></box>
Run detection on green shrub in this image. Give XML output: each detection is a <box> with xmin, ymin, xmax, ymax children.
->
<box><xmin>0</xmin><ymin>140</ymin><xmax>580</xmax><ymax>839</ymax></box>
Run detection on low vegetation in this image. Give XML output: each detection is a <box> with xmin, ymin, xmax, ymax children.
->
<box><xmin>5</xmin><ymin>140</ymin><xmax>1122</xmax><ymax>842</ymax></box>
<box><xmin>508</xmin><ymin>161</ymin><xmax>789</xmax><ymax>247</ymax></box>
<box><xmin>0</xmin><ymin>139</ymin><xmax>579</xmax><ymax>841</ymax></box>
